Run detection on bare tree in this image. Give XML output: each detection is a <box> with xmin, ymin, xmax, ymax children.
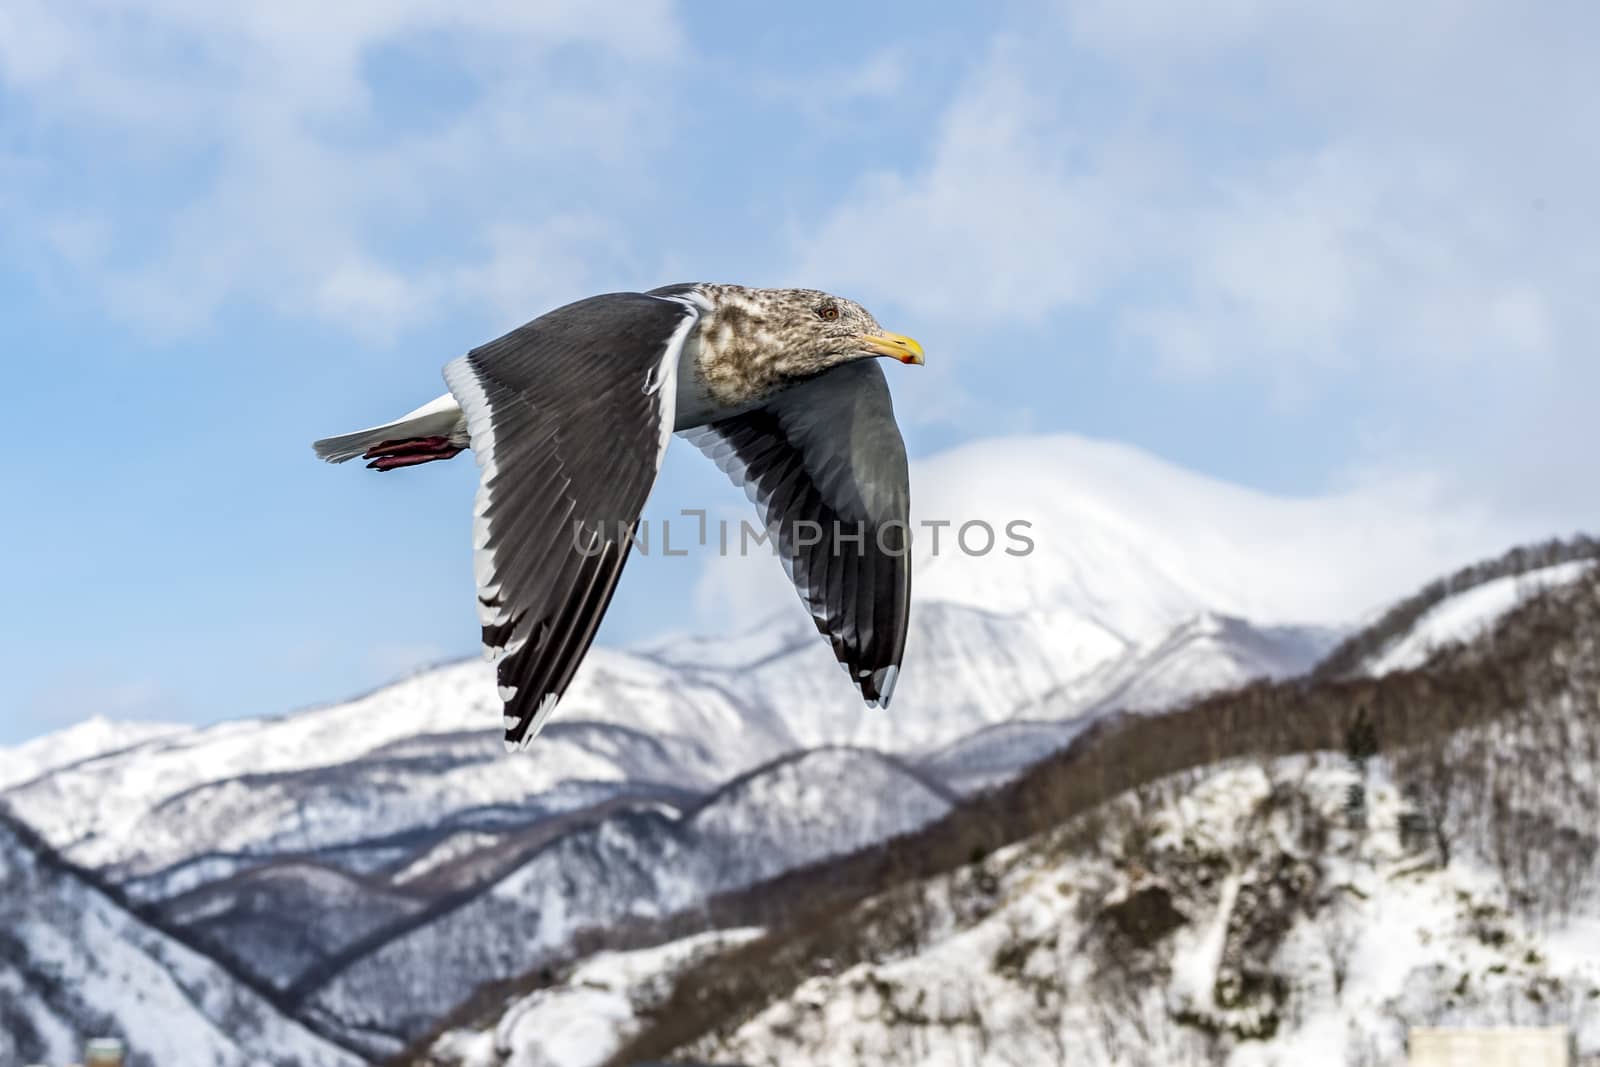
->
<box><xmin>1396</xmin><ymin>742</ymin><xmax>1459</xmax><ymax>867</ymax></box>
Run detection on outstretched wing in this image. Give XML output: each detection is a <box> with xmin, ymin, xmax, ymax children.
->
<box><xmin>685</xmin><ymin>359</ymin><xmax>912</xmax><ymax>706</ymax></box>
<box><xmin>444</xmin><ymin>291</ymin><xmax>699</xmax><ymax>750</ymax></box>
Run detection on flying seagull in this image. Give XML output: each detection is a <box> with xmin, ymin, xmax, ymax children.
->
<box><xmin>313</xmin><ymin>284</ymin><xmax>923</xmax><ymax>750</ymax></box>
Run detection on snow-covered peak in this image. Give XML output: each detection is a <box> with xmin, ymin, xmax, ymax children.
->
<box><xmin>692</xmin><ymin>432</ymin><xmax>1530</xmax><ymax>657</ymax></box>
<box><xmin>907</xmin><ymin>434</ymin><xmax>1520</xmax><ymax>635</ymax></box>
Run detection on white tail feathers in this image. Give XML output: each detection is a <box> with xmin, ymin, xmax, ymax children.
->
<box><xmin>312</xmin><ymin>393</ymin><xmax>468</xmax><ymax>464</ymax></box>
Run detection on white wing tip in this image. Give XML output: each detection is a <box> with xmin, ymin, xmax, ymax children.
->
<box><xmin>872</xmin><ymin>664</ymin><xmax>900</xmax><ymax>709</ymax></box>
<box><xmin>502</xmin><ymin>692</ymin><xmax>561</xmax><ymax>754</ymax></box>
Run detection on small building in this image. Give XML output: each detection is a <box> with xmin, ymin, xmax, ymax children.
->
<box><xmin>85</xmin><ymin>1038</ymin><xmax>126</xmax><ymax>1067</ymax></box>
<box><xmin>1410</xmin><ymin>1026</ymin><xmax>1570</xmax><ymax>1067</ymax></box>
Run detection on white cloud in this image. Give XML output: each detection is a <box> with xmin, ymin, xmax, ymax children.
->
<box><xmin>0</xmin><ymin>0</ymin><xmax>683</xmax><ymax>338</ymax></box>
<box><xmin>313</xmin><ymin>258</ymin><xmax>425</xmax><ymax>340</ymax></box>
<box><xmin>1123</xmin><ymin>144</ymin><xmax>1574</xmax><ymax>379</ymax></box>
<box><xmin>789</xmin><ymin>4</ymin><xmax>1600</xmax><ymax>523</ymax></box>
<box><xmin>446</xmin><ymin>216</ymin><xmax>635</xmax><ymax>333</ymax></box>
<box><xmin>753</xmin><ymin>45</ymin><xmax>913</xmax><ymax>126</ymax></box>
<box><xmin>792</xmin><ymin>43</ymin><xmax>1149</xmax><ymax>324</ymax></box>
<box><xmin>798</xmin><ymin>12</ymin><xmax>1600</xmax><ymax>371</ymax></box>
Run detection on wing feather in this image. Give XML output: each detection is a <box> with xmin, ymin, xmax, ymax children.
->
<box><xmin>684</xmin><ymin>359</ymin><xmax>911</xmax><ymax>706</ymax></box>
<box><xmin>444</xmin><ymin>292</ymin><xmax>697</xmax><ymax>749</ymax></box>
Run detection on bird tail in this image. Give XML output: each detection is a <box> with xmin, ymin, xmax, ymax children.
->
<box><xmin>312</xmin><ymin>393</ymin><xmax>470</xmax><ymax>471</ymax></box>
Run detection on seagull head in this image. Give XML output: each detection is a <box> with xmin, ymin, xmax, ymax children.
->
<box><xmin>764</xmin><ymin>287</ymin><xmax>925</xmax><ymax>370</ymax></box>
<box><xmin>691</xmin><ymin>284</ymin><xmax>924</xmax><ymax>407</ymax></box>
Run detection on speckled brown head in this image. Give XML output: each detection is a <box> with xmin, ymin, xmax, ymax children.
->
<box><xmin>690</xmin><ymin>283</ymin><xmax>924</xmax><ymax>409</ymax></box>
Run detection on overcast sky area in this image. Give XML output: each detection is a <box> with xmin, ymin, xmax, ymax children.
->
<box><xmin>4</xmin><ymin>1</ymin><xmax>1597</xmax><ymax>743</ymax></box>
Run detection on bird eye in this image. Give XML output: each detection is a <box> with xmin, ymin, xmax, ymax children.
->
<box><xmin>818</xmin><ymin>305</ymin><xmax>840</xmax><ymax>321</ymax></box>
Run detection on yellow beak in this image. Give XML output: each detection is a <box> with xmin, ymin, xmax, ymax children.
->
<box><xmin>862</xmin><ymin>331</ymin><xmax>925</xmax><ymax>365</ymax></box>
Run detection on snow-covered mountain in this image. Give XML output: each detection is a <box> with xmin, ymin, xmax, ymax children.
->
<box><xmin>0</xmin><ymin>813</ymin><xmax>363</xmax><ymax>1067</ymax></box>
<box><xmin>440</xmin><ymin>565</ymin><xmax>1600</xmax><ymax>1067</ymax></box>
<box><xmin>5</xmin><ymin>604</ymin><xmax>1320</xmax><ymax>879</ymax></box>
<box><xmin>0</xmin><ymin>603</ymin><xmax>1331</xmax><ymax>1035</ymax></box>
<box><xmin>700</xmin><ymin>433</ymin><xmax>1519</xmax><ymax>644</ymax></box>
<box><xmin>0</xmin><ymin>599</ymin><xmax>1331</xmax><ymax>1056</ymax></box>
<box><xmin>655</xmin><ymin>757</ymin><xmax>1600</xmax><ymax>1067</ymax></box>
<box><xmin>0</xmin><ymin>433</ymin><xmax>1559</xmax><ymax>1062</ymax></box>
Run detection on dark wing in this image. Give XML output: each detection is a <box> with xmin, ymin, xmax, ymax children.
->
<box><xmin>444</xmin><ymin>291</ymin><xmax>699</xmax><ymax>750</ymax></box>
<box><xmin>685</xmin><ymin>359</ymin><xmax>912</xmax><ymax>706</ymax></box>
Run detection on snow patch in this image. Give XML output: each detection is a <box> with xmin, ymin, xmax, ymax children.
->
<box><xmin>1364</xmin><ymin>560</ymin><xmax>1595</xmax><ymax>675</ymax></box>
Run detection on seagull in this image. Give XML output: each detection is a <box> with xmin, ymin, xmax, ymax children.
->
<box><xmin>314</xmin><ymin>284</ymin><xmax>923</xmax><ymax>750</ymax></box>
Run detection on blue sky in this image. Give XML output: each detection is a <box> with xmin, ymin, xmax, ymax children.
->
<box><xmin>4</xmin><ymin>1</ymin><xmax>1597</xmax><ymax>743</ymax></box>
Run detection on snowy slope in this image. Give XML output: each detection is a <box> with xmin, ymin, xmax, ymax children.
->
<box><xmin>0</xmin><ymin>607</ymin><xmax>1332</xmax><ymax>883</ymax></box>
<box><xmin>159</xmin><ymin>860</ymin><xmax>430</xmax><ymax>991</ymax></box>
<box><xmin>299</xmin><ymin>747</ymin><xmax>954</xmax><ymax>1055</ymax></box>
<box><xmin>427</xmin><ymin>928</ymin><xmax>764</xmax><ymax>1067</ymax></box>
<box><xmin>919</xmin><ymin>614</ymin><xmax>1336</xmax><ymax>793</ymax></box>
<box><xmin>1076</xmin><ymin>613</ymin><xmax>1337</xmax><ymax>717</ymax></box>
<box><xmin>686</xmin><ymin>747</ymin><xmax>956</xmax><ymax>888</ymax></box>
<box><xmin>1361</xmin><ymin>559</ymin><xmax>1595</xmax><ymax>675</ymax></box>
<box><xmin>1</xmin><ymin>657</ymin><xmax>773</xmax><ymax>877</ymax></box>
<box><xmin>638</xmin><ymin>598</ymin><xmax>1126</xmax><ymax>754</ymax></box>
<box><xmin>678</xmin><ymin>757</ymin><xmax>1600</xmax><ymax>1067</ymax></box>
<box><xmin>0</xmin><ymin>815</ymin><xmax>365</xmax><ymax>1067</ymax></box>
